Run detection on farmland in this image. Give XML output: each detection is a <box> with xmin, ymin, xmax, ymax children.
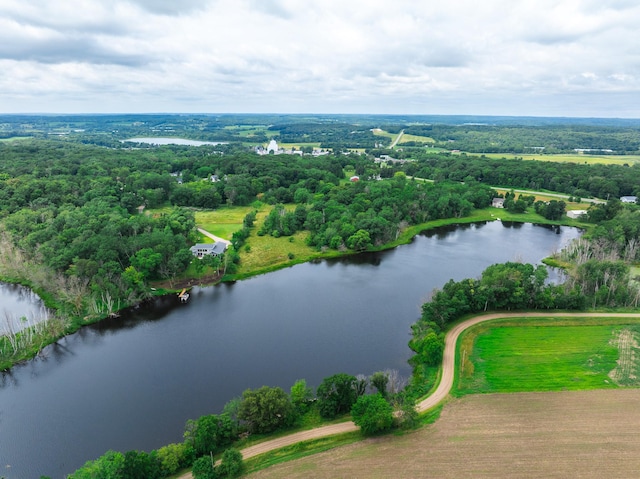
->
<box><xmin>248</xmin><ymin>389</ymin><xmax>640</xmax><ymax>478</ymax></box>
<box><xmin>481</xmin><ymin>152</ymin><xmax>640</xmax><ymax>166</ymax></box>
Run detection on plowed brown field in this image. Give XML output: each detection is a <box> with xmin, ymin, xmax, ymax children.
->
<box><xmin>249</xmin><ymin>389</ymin><xmax>640</xmax><ymax>478</ymax></box>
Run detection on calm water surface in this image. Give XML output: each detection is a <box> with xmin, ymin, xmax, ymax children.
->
<box><xmin>123</xmin><ymin>137</ymin><xmax>228</xmax><ymax>146</ymax></box>
<box><xmin>0</xmin><ymin>282</ymin><xmax>49</xmax><ymax>335</ymax></box>
<box><xmin>0</xmin><ymin>222</ymin><xmax>580</xmax><ymax>478</ymax></box>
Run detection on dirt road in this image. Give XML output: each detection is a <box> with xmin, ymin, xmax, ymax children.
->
<box><xmin>197</xmin><ymin>227</ymin><xmax>231</xmax><ymax>246</ymax></box>
<box><xmin>178</xmin><ymin>311</ymin><xmax>640</xmax><ymax>478</ymax></box>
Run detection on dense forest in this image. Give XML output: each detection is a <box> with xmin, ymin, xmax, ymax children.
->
<box><xmin>2</xmin><ymin>113</ymin><xmax>639</xmax><ymax>152</ymax></box>
<box><xmin>3</xmin><ymin>114</ymin><xmax>640</xmax><ymax>479</ymax></box>
<box><xmin>1</xmin><ymin>132</ymin><xmax>639</xmax><ymax>334</ymax></box>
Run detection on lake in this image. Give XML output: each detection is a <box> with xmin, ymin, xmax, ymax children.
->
<box><xmin>0</xmin><ymin>282</ymin><xmax>49</xmax><ymax>335</ymax></box>
<box><xmin>0</xmin><ymin>221</ymin><xmax>581</xmax><ymax>478</ymax></box>
<box><xmin>122</xmin><ymin>137</ymin><xmax>228</xmax><ymax>146</ymax></box>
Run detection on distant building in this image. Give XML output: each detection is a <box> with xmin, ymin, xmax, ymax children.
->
<box><xmin>350</xmin><ymin>176</ymin><xmax>360</xmax><ymax>182</ymax></box>
<box><xmin>492</xmin><ymin>198</ymin><xmax>505</xmax><ymax>208</ymax></box>
<box><xmin>190</xmin><ymin>242</ymin><xmax>227</xmax><ymax>258</ymax></box>
<box><xmin>621</xmin><ymin>196</ymin><xmax>638</xmax><ymax>204</ymax></box>
<box><xmin>567</xmin><ymin>210</ymin><xmax>587</xmax><ymax>219</ymax></box>
<box><xmin>267</xmin><ymin>139</ymin><xmax>279</xmax><ymax>154</ymax></box>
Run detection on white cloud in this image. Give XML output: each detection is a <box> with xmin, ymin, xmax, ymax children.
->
<box><xmin>0</xmin><ymin>0</ymin><xmax>639</xmax><ymax>116</ymax></box>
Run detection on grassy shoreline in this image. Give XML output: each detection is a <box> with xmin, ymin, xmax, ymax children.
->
<box><xmin>1</xmin><ymin>208</ymin><xmax>590</xmax><ymax>371</ymax></box>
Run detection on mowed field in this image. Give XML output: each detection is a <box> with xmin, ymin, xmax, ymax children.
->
<box><xmin>248</xmin><ymin>389</ymin><xmax>640</xmax><ymax>478</ymax></box>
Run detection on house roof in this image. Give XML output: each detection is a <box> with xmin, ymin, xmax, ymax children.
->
<box><xmin>190</xmin><ymin>242</ymin><xmax>227</xmax><ymax>255</ymax></box>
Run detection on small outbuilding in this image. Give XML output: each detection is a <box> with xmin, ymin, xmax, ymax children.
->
<box><xmin>621</xmin><ymin>196</ymin><xmax>638</xmax><ymax>204</ymax></box>
<box><xmin>566</xmin><ymin>210</ymin><xmax>587</xmax><ymax>219</ymax></box>
<box><xmin>492</xmin><ymin>198</ymin><xmax>505</xmax><ymax>208</ymax></box>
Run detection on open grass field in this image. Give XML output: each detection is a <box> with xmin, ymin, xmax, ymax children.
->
<box><xmin>371</xmin><ymin>128</ymin><xmax>395</xmax><ymax>140</ymax></box>
<box><xmin>373</xmin><ymin>128</ymin><xmax>435</xmax><ymax>145</ymax></box>
<box><xmin>491</xmin><ymin>188</ymin><xmax>592</xmax><ymax>209</ymax></box>
<box><xmin>194</xmin><ymin>203</ymin><xmax>333</xmax><ymax>275</ymax></box>
<box><xmin>248</xmin><ymin>389</ymin><xmax>640</xmax><ymax>478</ymax></box>
<box><xmin>457</xmin><ymin>325</ymin><xmax>620</xmax><ymax>393</ymax></box>
<box><xmin>194</xmin><ymin>206</ymin><xmax>257</xmax><ymax>239</ymax></box>
<box><xmin>278</xmin><ymin>142</ymin><xmax>322</xmax><ymax>149</ymax></box>
<box><xmin>236</xmin><ymin>230</ymin><xmax>321</xmax><ymax>274</ymax></box>
<box><xmin>398</xmin><ymin>132</ymin><xmax>435</xmax><ymax>144</ymax></box>
<box><xmin>482</xmin><ymin>152</ymin><xmax>640</xmax><ymax>166</ymax></box>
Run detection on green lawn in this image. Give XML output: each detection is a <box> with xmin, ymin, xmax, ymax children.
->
<box><xmin>458</xmin><ymin>325</ymin><xmax>620</xmax><ymax>394</ymax></box>
<box><xmin>195</xmin><ymin>205</ymin><xmax>259</xmax><ymax>240</ymax></box>
<box><xmin>491</xmin><ymin>187</ymin><xmax>592</xmax><ymax>210</ymax></box>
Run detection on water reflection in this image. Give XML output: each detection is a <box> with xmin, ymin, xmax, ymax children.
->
<box><xmin>0</xmin><ymin>222</ymin><xmax>582</xmax><ymax>479</ymax></box>
<box><xmin>0</xmin><ymin>282</ymin><xmax>49</xmax><ymax>335</ymax></box>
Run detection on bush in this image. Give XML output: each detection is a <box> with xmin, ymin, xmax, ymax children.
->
<box><xmin>316</xmin><ymin>373</ymin><xmax>362</xmax><ymax>419</ymax></box>
<box><xmin>192</xmin><ymin>456</ymin><xmax>216</xmax><ymax>479</ymax></box>
<box><xmin>238</xmin><ymin>386</ymin><xmax>295</xmax><ymax>434</ymax></box>
<box><xmin>351</xmin><ymin>394</ymin><xmax>394</xmax><ymax>435</ymax></box>
<box><xmin>217</xmin><ymin>448</ymin><xmax>244</xmax><ymax>478</ymax></box>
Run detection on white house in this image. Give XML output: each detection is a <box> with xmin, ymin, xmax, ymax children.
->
<box><xmin>190</xmin><ymin>242</ymin><xmax>227</xmax><ymax>258</ymax></box>
<box><xmin>567</xmin><ymin>210</ymin><xmax>587</xmax><ymax>219</ymax></box>
<box><xmin>267</xmin><ymin>139</ymin><xmax>279</xmax><ymax>154</ymax></box>
<box><xmin>621</xmin><ymin>196</ymin><xmax>638</xmax><ymax>204</ymax></box>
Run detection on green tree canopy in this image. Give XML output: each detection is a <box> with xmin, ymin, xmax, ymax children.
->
<box><xmin>237</xmin><ymin>386</ymin><xmax>295</xmax><ymax>434</ymax></box>
<box><xmin>351</xmin><ymin>393</ymin><xmax>394</xmax><ymax>436</ymax></box>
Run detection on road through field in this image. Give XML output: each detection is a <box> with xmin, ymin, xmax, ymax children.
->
<box><xmin>197</xmin><ymin>227</ymin><xmax>232</xmax><ymax>246</ymax></box>
<box><xmin>178</xmin><ymin>311</ymin><xmax>640</xmax><ymax>478</ymax></box>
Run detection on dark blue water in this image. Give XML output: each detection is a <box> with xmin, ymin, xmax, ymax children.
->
<box><xmin>0</xmin><ymin>222</ymin><xmax>581</xmax><ymax>478</ymax></box>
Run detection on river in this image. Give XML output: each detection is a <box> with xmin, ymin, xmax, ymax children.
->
<box><xmin>0</xmin><ymin>221</ymin><xmax>580</xmax><ymax>478</ymax></box>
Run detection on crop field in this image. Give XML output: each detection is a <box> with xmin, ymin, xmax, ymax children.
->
<box><xmin>457</xmin><ymin>325</ymin><xmax>620</xmax><ymax>394</ymax></box>
<box><xmin>482</xmin><ymin>152</ymin><xmax>640</xmax><ymax>166</ymax></box>
<box><xmin>248</xmin><ymin>320</ymin><xmax>640</xmax><ymax>478</ymax></box>
<box><xmin>248</xmin><ymin>389</ymin><xmax>640</xmax><ymax>478</ymax></box>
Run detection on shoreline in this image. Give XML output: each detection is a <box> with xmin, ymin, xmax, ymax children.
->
<box><xmin>0</xmin><ymin>212</ymin><xmax>588</xmax><ymax>372</ymax></box>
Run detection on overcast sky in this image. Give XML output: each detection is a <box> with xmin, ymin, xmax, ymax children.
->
<box><xmin>1</xmin><ymin>0</ymin><xmax>639</xmax><ymax>117</ymax></box>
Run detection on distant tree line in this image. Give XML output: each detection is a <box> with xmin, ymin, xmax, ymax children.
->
<box><xmin>403</xmin><ymin>152</ymin><xmax>640</xmax><ymax>199</ymax></box>
<box><xmin>402</xmin><ymin>124</ymin><xmax>640</xmax><ymax>154</ymax></box>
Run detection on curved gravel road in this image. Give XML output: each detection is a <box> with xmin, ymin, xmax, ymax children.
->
<box><xmin>179</xmin><ymin>311</ymin><xmax>640</xmax><ymax>478</ymax></box>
